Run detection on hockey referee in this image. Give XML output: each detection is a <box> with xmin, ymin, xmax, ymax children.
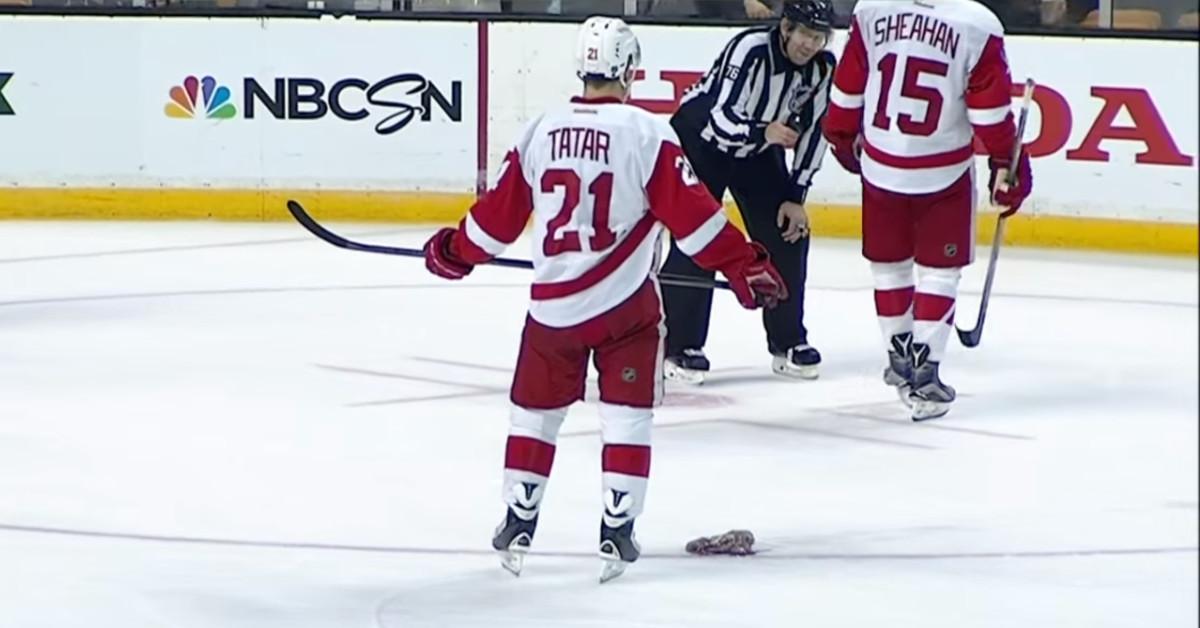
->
<box><xmin>661</xmin><ymin>0</ymin><xmax>836</xmax><ymax>384</ymax></box>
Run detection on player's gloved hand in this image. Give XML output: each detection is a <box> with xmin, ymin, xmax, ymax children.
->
<box><xmin>423</xmin><ymin>228</ymin><xmax>474</xmax><ymax>280</ymax></box>
<box><xmin>989</xmin><ymin>149</ymin><xmax>1032</xmax><ymax>218</ymax></box>
<box><xmin>829</xmin><ymin>134</ymin><xmax>862</xmax><ymax>175</ymax></box>
<box><xmin>726</xmin><ymin>243</ymin><xmax>789</xmax><ymax>310</ymax></box>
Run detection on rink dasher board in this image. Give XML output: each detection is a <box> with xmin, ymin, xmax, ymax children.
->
<box><xmin>0</xmin><ymin>15</ymin><xmax>1194</xmax><ymax>255</ymax></box>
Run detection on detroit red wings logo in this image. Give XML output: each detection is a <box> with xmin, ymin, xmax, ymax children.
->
<box><xmin>489</xmin><ymin>153</ymin><xmax>516</xmax><ymax>190</ymax></box>
<box><xmin>675</xmin><ymin>155</ymin><xmax>700</xmax><ymax>186</ymax></box>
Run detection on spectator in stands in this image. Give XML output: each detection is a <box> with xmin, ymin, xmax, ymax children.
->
<box><xmin>739</xmin><ymin>0</ymin><xmax>778</xmax><ymax>18</ymax></box>
<box><xmin>1132</xmin><ymin>0</ymin><xmax>1200</xmax><ymax>28</ymax></box>
<box><xmin>978</xmin><ymin>0</ymin><xmax>1042</xmax><ymax>26</ymax></box>
<box><xmin>1040</xmin><ymin>0</ymin><xmax>1069</xmax><ymax>24</ymax></box>
<box><xmin>411</xmin><ymin>0</ymin><xmax>499</xmax><ymax>10</ymax></box>
<box><xmin>1036</xmin><ymin>0</ymin><xmax>1199</xmax><ymax>29</ymax></box>
<box><xmin>1047</xmin><ymin>0</ymin><xmax>1100</xmax><ymax>25</ymax></box>
<box><xmin>645</xmin><ymin>0</ymin><xmax>780</xmax><ymax>19</ymax></box>
<box><xmin>1052</xmin><ymin>0</ymin><xmax>1196</xmax><ymax>28</ymax></box>
<box><xmin>507</xmin><ymin>0</ymin><xmax>623</xmax><ymax>14</ymax></box>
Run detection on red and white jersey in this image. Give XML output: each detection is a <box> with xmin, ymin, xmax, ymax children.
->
<box><xmin>824</xmin><ymin>0</ymin><xmax>1017</xmax><ymax>194</ymax></box>
<box><xmin>449</xmin><ymin>96</ymin><xmax>751</xmax><ymax>328</ymax></box>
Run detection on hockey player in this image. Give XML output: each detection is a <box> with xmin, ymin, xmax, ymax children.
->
<box><xmin>422</xmin><ymin>16</ymin><xmax>788</xmax><ymax>582</ymax></box>
<box><xmin>822</xmin><ymin>0</ymin><xmax>1033</xmax><ymax>420</ymax></box>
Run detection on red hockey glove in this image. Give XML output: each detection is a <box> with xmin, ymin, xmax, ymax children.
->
<box><xmin>988</xmin><ymin>149</ymin><xmax>1033</xmax><ymax>218</ymax></box>
<box><xmin>725</xmin><ymin>243</ymin><xmax>788</xmax><ymax>310</ymax></box>
<box><xmin>829</xmin><ymin>136</ymin><xmax>862</xmax><ymax>175</ymax></box>
<box><xmin>423</xmin><ymin>228</ymin><xmax>474</xmax><ymax>280</ymax></box>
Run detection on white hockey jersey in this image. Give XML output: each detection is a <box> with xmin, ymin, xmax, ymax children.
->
<box><xmin>823</xmin><ymin>0</ymin><xmax>1018</xmax><ymax>194</ymax></box>
<box><xmin>448</xmin><ymin>96</ymin><xmax>752</xmax><ymax>328</ymax></box>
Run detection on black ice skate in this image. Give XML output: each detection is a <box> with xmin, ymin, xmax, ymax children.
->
<box><xmin>771</xmin><ymin>344</ymin><xmax>821</xmax><ymax>380</ymax></box>
<box><xmin>909</xmin><ymin>344</ymin><xmax>956</xmax><ymax>421</ymax></box>
<box><xmin>883</xmin><ymin>332</ymin><xmax>914</xmax><ymax>408</ymax></box>
<box><xmin>598</xmin><ymin>520</ymin><xmax>640</xmax><ymax>584</ymax></box>
<box><xmin>492</xmin><ymin>482</ymin><xmax>542</xmax><ymax>576</ymax></box>
<box><xmin>598</xmin><ymin>489</ymin><xmax>641</xmax><ymax>583</ymax></box>
<box><xmin>665</xmin><ymin>348</ymin><xmax>710</xmax><ymax>385</ymax></box>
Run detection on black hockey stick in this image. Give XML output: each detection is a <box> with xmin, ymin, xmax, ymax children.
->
<box><xmin>285</xmin><ymin>200</ymin><xmax>732</xmax><ymax>292</ymax></box>
<box><xmin>956</xmin><ymin>78</ymin><xmax>1037</xmax><ymax>348</ymax></box>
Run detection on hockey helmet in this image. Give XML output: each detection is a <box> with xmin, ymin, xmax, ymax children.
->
<box><xmin>575</xmin><ymin>16</ymin><xmax>642</xmax><ymax>88</ymax></box>
<box><xmin>783</xmin><ymin>0</ymin><xmax>835</xmax><ymax>33</ymax></box>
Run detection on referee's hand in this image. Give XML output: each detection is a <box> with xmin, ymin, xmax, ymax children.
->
<box><xmin>777</xmin><ymin>201</ymin><xmax>810</xmax><ymax>243</ymax></box>
<box><xmin>765</xmin><ymin>121</ymin><xmax>800</xmax><ymax>148</ymax></box>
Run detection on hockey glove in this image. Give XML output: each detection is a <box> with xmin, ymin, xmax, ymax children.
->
<box><xmin>829</xmin><ymin>135</ymin><xmax>862</xmax><ymax>175</ymax></box>
<box><xmin>726</xmin><ymin>243</ymin><xmax>788</xmax><ymax>310</ymax></box>
<box><xmin>988</xmin><ymin>149</ymin><xmax>1032</xmax><ymax>218</ymax></box>
<box><xmin>423</xmin><ymin>228</ymin><xmax>474</xmax><ymax>280</ymax></box>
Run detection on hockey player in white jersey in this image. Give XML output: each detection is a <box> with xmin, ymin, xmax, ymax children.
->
<box><xmin>822</xmin><ymin>0</ymin><xmax>1034</xmax><ymax>421</ymax></box>
<box><xmin>423</xmin><ymin>16</ymin><xmax>788</xmax><ymax>582</ymax></box>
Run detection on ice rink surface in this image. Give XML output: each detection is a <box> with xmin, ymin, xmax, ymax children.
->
<box><xmin>0</xmin><ymin>221</ymin><xmax>1196</xmax><ymax>628</ymax></box>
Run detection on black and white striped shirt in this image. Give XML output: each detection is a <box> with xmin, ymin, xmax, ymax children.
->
<box><xmin>677</xmin><ymin>25</ymin><xmax>835</xmax><ymax>202</ymax></box>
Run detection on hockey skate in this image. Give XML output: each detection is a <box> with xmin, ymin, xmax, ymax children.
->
<box><xmin>491</xmin><ymin>481</ymin><xmax>542</xmax><ymax>576</ymax></box>
<box><xmin>909</xmin><ymin>345</ymin><xmax>955</xmax><ymax>421</ymax></box>
<box><xmin>664</xmin><ymin>348</ymin><xmax>710</xmax><ymax>385</ymax></box>
<box><xmin>492</xmin><ymin>507</ymin><xmax>538</xmax><ymax>576</ymax></box>
<box><xmin>771</xmin><ymin>344</ymin><xmax>821</xmax><ymax>380</ymax></box>
<box><xmin>598</xmin><ymin>489</ymin><xmax>641</xmax><ymax>583</ymax></box>
<box><xmin>598</xmin><ymin>520</ymin><xmax>641</xmax><ymax>583</ymax></box>
<box><xmin>883</xmin><ymin>333</ymin><xmax>914</xmax><ymax>408</ymax></box>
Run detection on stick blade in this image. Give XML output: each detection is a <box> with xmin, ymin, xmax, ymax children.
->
<box><xmin>956</xmin><ymin>326</ymin><xmax>982</xmax><ymax>348</ymax></box>
<box><xmin>284</xmin><ymin>198</ymin><xmax>414</xmax><ymax>257</ymax></box>
<box><xmin>286</xmin><ymin>199</ymin><xmax>305</xmax><ymax>217</ymax></box>
<box><xmin>286</xmin><ymin>199</ymin><xmax>331</xmax><ymax>239</ymax></box>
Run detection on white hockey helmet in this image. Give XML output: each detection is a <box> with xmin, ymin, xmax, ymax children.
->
<box><xmin>575</xmin><ymin>16</ymin><xmax>641</xmax><ymax>88</ymax></box>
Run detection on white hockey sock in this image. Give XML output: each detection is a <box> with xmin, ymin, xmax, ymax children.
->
<box><xmin>502</xmin><ymin>406</ymin><xmax>566</xmax><ymax>515</ymax></box>
<box><xmin>912</xmin><ymin>265</ymin><xmax>962</xmax><ymax>363</ymax></box>
<box><xmin>599</xmin><ymin>403</ymin><xmax>651</xmax><ymax>525</ymax></box>
<box><xmin>871</xmin><ymin>259</ymin><xmax>915</xmax><ymax>348</ymax></box>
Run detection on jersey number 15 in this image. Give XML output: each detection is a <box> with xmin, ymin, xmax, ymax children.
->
<box><xmin>872</xmin><ymin>52</ymin><xmax>950</xmax><ymax>137</ymax></box>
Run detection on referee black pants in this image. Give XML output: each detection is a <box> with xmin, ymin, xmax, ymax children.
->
<box><xmin>661</xmin><ymin>119</ymin><xmax>811</xmax><ymax>357</ymax></box>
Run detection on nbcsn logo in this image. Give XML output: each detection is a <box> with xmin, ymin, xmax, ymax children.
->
<box><xmin>165</xmin><ymin>75</ymin><xmax>236</xmax><ymax>119</ymax></box>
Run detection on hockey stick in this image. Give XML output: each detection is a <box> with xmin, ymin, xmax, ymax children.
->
<box><xmin>284</xmin><ymin>200</ymin><xmax>732</xmax><ymax>292</ymax></box>
<box><xmin>956</xmin><ymin>78</ymin><xmax>1036</xmax><ymax>348</ymax></box>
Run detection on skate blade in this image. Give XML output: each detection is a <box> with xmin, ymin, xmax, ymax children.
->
<box><xmin>599</xmin><ymin>559</ymin><xmax>628</xmax><ymax>584</ymax></box>
<box><xmin>911</xmin><ymin>399</ymin><xmax>950</xmax><ymax>421</ymax></box>
<box><xmin>895</xmin><ymin>385</ymin><xmax>913</xmax><ymax>408</ymax></box>
<box><xmin>771</xmin><ymin>362</ymin><xmax>819</xmax><ymax>380</ymax></box>
<box><xmin>499</xmin><ymin>549</ymin><xmax>526</xmax><ymax>577</ymax></box>
<box><xmin>664</xmin><ymin>364</ymin><xmax>705</xmax><ymax>385</ymax></box>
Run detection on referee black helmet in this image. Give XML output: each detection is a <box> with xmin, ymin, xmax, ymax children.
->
<box><xmin>783</xmin><ymin>0</ymin><xmax>835</xmax><ymax>33</ymax></box>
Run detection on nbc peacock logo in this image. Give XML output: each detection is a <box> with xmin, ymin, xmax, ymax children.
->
<box><xmin>165</xmin><ymin>75</ymin><xmax>236</xmax><ymax>119</ymax></box>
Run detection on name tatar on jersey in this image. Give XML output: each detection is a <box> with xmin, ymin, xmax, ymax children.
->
<box><xmin>548</xmin><ymin>126</ymin><xmax>612</xmax><ymax>163</ymax></box>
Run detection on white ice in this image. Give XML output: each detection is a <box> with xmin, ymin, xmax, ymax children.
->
<box><xmin>0</xmin><ymin>221</ymin><xmax>1196</xmax><ymax>628</ymax></box>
